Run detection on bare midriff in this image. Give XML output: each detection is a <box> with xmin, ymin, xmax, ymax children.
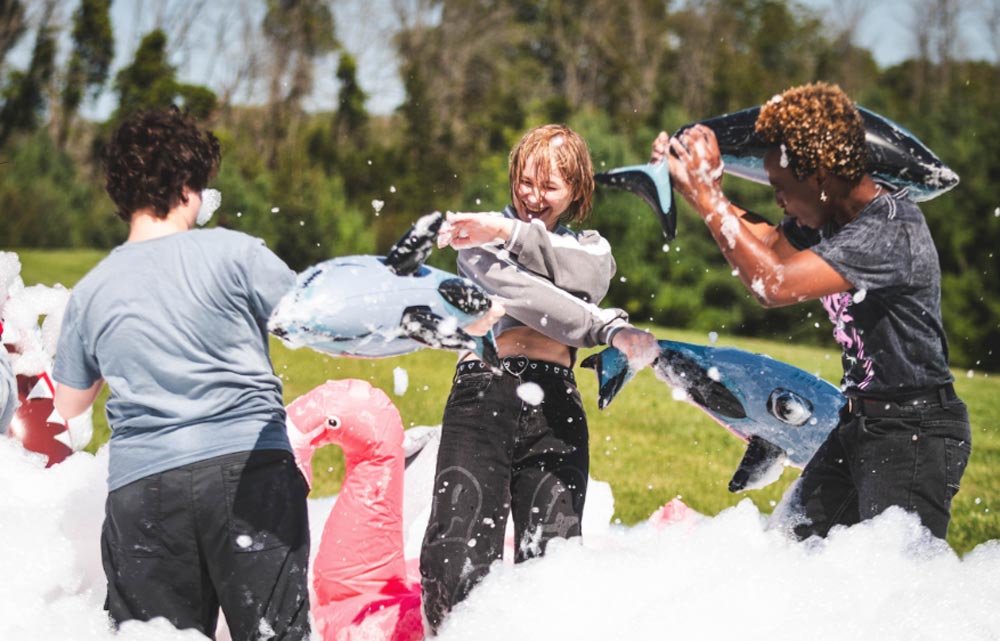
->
<box><xmin>495</xmin><ymin>326</ymin><xmax>572</xmax><ymax>367</ymax></box>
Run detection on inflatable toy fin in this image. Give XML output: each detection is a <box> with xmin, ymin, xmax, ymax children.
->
<box><xmin>583</xmin><ymin>339</ymin><xmax>844</xmax><ymax>490</ymax></box>
<box><xmin>685</xmin><ymin>105</ymin><xmax>959</xmax><ymax>202</ymax></box>
<box><xmin>728</xmin><ymin>435</ymin><xmax>787</xmax><ymax>492</ymax></box>
<box><xmin>385</xmin><ymin>211</ymin><xmax>443</xmax><ymax>276</ymax></box>
<box><xmin>656</xmin><ymin>347</ymin><xmax>746</xmax><ymax>419</ymax></box>
<box><xmin>594</xmin><ymin>161</ymin><xmax>677</xmax><ymax>240</ymax></box>
<box><xmin>399</xmin><ymin>306</ymin><xmax>499</xmax><ymax>366</ymax></box>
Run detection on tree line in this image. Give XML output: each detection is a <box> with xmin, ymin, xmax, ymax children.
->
<box><xmin>1</xmin><ymin>0</ymin><xmax>998</xmax><ymax>371</ymax></box>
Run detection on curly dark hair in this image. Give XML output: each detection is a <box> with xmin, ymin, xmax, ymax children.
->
<box><xmin>754</xmin><ymin>82</ymin><xmax>868</xmax><ymax>182</ymax></box>
<box><xmin>103</xmin><ymin>107</ymin><xmax>221</xmax><ymax>222</ymax></box>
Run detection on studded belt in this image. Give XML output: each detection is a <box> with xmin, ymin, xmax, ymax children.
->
<box><xmin>456</xmin><ymin>357</ymin><xmax>575</xmax><ymax>383</ymax></box>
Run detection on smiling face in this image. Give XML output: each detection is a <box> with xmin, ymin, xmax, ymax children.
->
<box><xmin>512</xmin><ymin>155</ymin><xmax>575</xmax><ymax>229</ymax></box>
<box><xmin>764</xmin><ymin>146</ymin><xmax>827</xmax><ymax>230</ymax></box>
<box><xmin>508</xmin><ymin>124</ymin><xmax>594</xmax><ymax>228</ymax></box>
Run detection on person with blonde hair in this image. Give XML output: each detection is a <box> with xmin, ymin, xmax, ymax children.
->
<box><xmin>420</xmin><ymin>124</ymin><xmax>659</xmax><ymax>633</ymax></box>
<box><xmin>652</xmin><ymin>82</ymin><xmax>971</xmax><ymax>541</ymax></box>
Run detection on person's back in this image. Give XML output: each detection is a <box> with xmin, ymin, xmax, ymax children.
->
<box><xmin>61</xmin><ymin>227</ymin><xmax>293</xmax><ymax>489</ymax></box>
<box><xmin>53</xmin><ymin>107</ymin><xmax>311</xmax><ymax>639</ymax></box>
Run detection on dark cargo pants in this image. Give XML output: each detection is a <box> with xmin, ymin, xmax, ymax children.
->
<box><xmin>102</xmin><ymin>449</ymin><xmax>311</xmax><ymax>640</ymax></box>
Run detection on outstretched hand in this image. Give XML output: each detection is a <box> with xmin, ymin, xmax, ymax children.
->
<box><xmin>438</xmin><ymin>212</ymin><xmax>514</xmax><ymax>249</ymax></box>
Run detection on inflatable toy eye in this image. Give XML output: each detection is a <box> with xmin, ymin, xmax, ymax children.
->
<box><xmin>767</xmin><ymin>388</ymin><xmax>812</xmax><ymax>427</ymax></box>
<box><xmin>327</xmin><ymin>417</ymin><xmax>342</xmax><ymax>429</ymax></box>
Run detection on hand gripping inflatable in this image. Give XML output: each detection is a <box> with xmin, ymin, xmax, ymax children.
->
<box><xmin>286</xmin><ymin>379</ymin><xmax>423</xmax><ymax>641</ymax></box>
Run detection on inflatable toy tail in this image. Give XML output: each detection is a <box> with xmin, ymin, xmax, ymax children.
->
<box><xmin>581</xmin><ymin>341</ymin><xmax>742</xmax><ymax>414</ymax></box>
<box><xmin>580</xmin><ymin>346</ymin><xmax>635</xmax><ymax>410</ymax></box>
<box><xmin>594</xmin><ymin>161</ymin><xmax>677</xmax><ymax>240</ymax></box>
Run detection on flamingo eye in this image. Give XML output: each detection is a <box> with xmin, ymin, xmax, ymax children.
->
<box><xmin>327</xmin><ymin>417</ymin><xmax>341</xmax><ymax>429</ymax></box>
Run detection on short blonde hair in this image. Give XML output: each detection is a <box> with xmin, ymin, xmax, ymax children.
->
<box><xmin>509</xmin><ymin>124</ymin><xmax>595</xmax><ymax>225</ymax></box>
<box><xmin>755</xmin><ymin>82</ymin><xmax>868</xmax><ymax>182</ymax></box>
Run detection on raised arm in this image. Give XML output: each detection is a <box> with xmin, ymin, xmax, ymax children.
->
<box><xmin>663</xmin><ymin>125</ymin><xmax>851</xmax><ymax>307</ymax></box>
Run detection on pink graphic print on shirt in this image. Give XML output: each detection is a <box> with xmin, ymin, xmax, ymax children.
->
<box><xmin>821</xmin><ymin>292</ymin><xmax>874</xmax><ymax>391</ymax></box>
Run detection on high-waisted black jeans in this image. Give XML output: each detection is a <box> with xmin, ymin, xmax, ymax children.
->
<box><xmin>420</xmin><ymin>358</ymin><xmax>589</xmax><ymax>633</ymax></box>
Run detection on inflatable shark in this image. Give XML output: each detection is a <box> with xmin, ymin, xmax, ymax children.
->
<box><xmin>582</xmin><ymin>340</ymin><xmax>845</xmax><ymax>492</ymax></box>
<box><xmin>595</xmin><ymin>104</ymin><xmax>958</xmax><ymax>240</ymax></box>
<box><xmin>688</xmin><ymin>105</ymin><xmax>960</xmax><ymax>202</ymax></box>
<box><xmin>269</xmin><ymin>212</ymin><xmax>499</xmax><ymax>365</ymax></box>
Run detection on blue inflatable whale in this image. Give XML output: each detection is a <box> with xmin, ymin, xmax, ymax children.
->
<box><xmin>581</xmin><ymin>340</ymin><xmax>845</xmax><ymax>492</ymax></box>
<box><xmin>595</xmin><ymin>104</ymin><xmax>958</xmax><ymax>239</ymax></box>
<box><xmin>269</xmin><ymin>212</ymin><xmax>499</xmax><ymax>365</ymax></box>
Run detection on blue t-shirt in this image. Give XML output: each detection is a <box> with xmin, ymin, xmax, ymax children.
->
<box><xmin>53</xmin><ymin>228</ymin><xmax>297</xmax><ymax>490</ymax></box>
<box><xmin>782</xmin><ymin>189</ymin><xmax>953</xmax><ymax>398</ymax></box>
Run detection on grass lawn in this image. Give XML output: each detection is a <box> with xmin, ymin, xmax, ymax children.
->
<box><xmin>8</xmin><ymin>248</ymin><xmax>999</xmax><ymax>554</ymax></box>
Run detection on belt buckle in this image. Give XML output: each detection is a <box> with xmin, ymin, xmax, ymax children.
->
<box><xmin>502</xmin><ymin>357</ymin><xmax>528</xmax><ymax>377</ymax></box>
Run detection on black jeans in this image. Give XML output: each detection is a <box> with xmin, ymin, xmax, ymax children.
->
<box><xmin>101</xmin><ymin>450</ymin><xmax>311</xmax><ymax>640</ymax></box>
<box><xmin>420</xmin><ymin>358</ymin><xmax>589</xmax><ymax>633</ymax></box>
<box><xmin>786</xmin><ymin>393</ymin><xmax>971</xmax><ymax>541</ymax></box>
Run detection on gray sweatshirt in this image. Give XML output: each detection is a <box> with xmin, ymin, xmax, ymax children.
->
<box><xmin>457</xmin><ymin>206</ymin><xmax>630</xmax><ymax>352</ymax></box>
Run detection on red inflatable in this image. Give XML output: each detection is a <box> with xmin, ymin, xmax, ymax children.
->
<box><xmin>286</xmin><ymin>379</ymin><xmax>423</xmax><ymax>641</ymax></box>
<box><xmin>6</xmin><ymin>367</ymin><xmax>73</xmax><ymax>466</ymax></box>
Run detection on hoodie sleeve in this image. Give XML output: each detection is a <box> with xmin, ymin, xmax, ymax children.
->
<box><xmin>505</xmin><ymin>218</ymin><xmax>616</xmax><ymax>304</ymax></box>
<box><xmin>457</xmin><ymin>243</ymin><xmax>629</xmax><ymax>349</ymax></box>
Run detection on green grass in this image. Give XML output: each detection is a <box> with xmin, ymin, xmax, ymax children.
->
<box><xmin>8</xmin><ymin>248</ymin><xmax>999</xmax><ymax>554</ymax></box>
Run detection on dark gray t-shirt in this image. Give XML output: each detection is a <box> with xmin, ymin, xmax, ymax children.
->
<box><xmin>54</xmin><ymin>228</ymin><xmax>296</xmax><ymax>490</ymax></box>
<box><xmin>782</xmin><ymin>189</ymin><xmax>953</xmax><ymax>398</ymax></box>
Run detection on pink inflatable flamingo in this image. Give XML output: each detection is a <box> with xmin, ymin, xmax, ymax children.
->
<box><xmin>285</xmin><ymin>379</ymin><xmax>424</xmax><ymax>641</ymax></box>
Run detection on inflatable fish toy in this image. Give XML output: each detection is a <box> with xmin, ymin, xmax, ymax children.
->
<box><xmin>269</xmin><ymin>212</ymin><xmax>499</xmax><ymax>365</ymax></box>
<box><xmin>686</xmin><ymin>105</ymin><xmax>959</xmax><ymax>202</ymax></box>
<box><xmin>595</xmin><ymin>105</ymin><xmax>957</xmax><ymax>240</ymax></box>
<box><xmin>581</xmin><ymin>340</ymin><xmax>845</xmax><ymax>492</ymax></box>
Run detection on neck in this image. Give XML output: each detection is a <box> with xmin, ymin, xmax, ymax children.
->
<box><xmin>831</xmin><ymin>176</ymin><xmax>882</xmax><ymax>228</ymax></box>
<box><xmin>127</xmin><ymin>208</ymin><xmax>192</xmax><ymax>242</ymax></box>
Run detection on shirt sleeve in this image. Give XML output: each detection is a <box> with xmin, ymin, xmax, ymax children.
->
<box><xmin>244</xmin><ymin>238</ymin><xmax>297</xmax><ymax>323</ymax></box>
<box><xmin>52</xmin><ymin>297</ymin><xmax>102</xmax><ymax>390</ymax></box>
<box><xmin>811</xmin><ymin>207</ymin><xmax>913</xmax><ymax>292</ymax></box>
<box><xmin>458</xmin><ymin>245</ymin><xmax>629</xmax><ymax>348</ymax></box>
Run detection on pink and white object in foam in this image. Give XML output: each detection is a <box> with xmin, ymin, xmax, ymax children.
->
<box><xmin>285</xmin><ymin>379</ymin><xmax>423</xmax><ymax>641</ymax></box>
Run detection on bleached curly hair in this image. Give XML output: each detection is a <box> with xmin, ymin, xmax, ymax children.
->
<box><xmin>754</xmin><ymin>82</ymin><xmax>868</xmax><ymax>182</ymax></box>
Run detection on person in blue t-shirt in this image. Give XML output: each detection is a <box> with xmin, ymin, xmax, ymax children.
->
<box><xmin>53</xmin><ymin>107</ymin><xmax>310</xmax><ymax>639</ymax></box>
<box><xmin>651</xmin><ymin>82</ymin><xmax>971</xmax><ymax>541</ymax></box>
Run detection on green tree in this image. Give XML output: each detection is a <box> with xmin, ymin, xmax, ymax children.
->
<box><xmin>261</xmin><ymin>0</ymin><xmax>339</xmax><ymax>167</ymax></box>
<box><xmin>110</xmin><ymin>30</ymin><xmax>217</xmax><ymax>124</ymax></box>
<box><xmin>0</xmin><ymin>0</ymin><xmax>26</xmax><ymax>69</ymax></box>
<box><xmin>0</xmin><ymin>20</ymin><xmax>55</xmax><ymax>145</ymax></box>
<box><xmin>58</xmin><ymin>0</ymin><xmax>114</xmax><ymax>148</ymax></box>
